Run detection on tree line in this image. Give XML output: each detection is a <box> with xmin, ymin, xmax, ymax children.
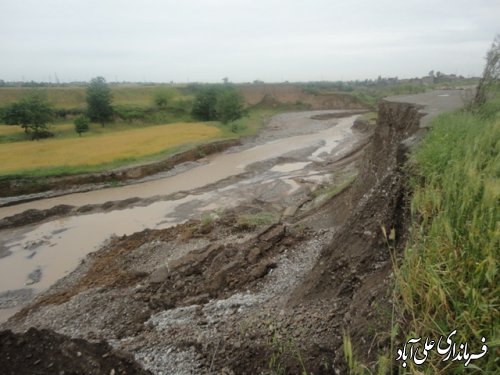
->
<box><xmin>0</xmin><ymin>77</ymin><xmax>246</xmax><ymax>140</ymax></box>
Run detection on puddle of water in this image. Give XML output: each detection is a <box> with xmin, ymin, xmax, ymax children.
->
<box><xmin>270</xmin><ymin>162</ymin><xmax>310</xmax><ymax>173</ymax></box>
<box><xmin>309</xmin><ymin>116</ymin><xmax>355</xmax><ymax>161</ymax></box>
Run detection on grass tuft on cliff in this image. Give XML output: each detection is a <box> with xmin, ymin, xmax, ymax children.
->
<box><xmin>395</xmin><ymin>94</ymin><xmax>499</xmax><ymax>373</ymax></box>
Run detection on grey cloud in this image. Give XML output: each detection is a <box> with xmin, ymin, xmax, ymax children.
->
<box><xmin>0</xmin><ymin>0</ymin><xmax>498</xmax><ymax>82</ymax></box>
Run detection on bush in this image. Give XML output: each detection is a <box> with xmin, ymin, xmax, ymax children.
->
<box><xmin>191</xmin><ymin>86</ymin><xmax>219</xmax><ymax>121</ymax></box>
<box><xmin>153</xmin><ymin>86</ymin><xmax>176</xmax><ymax>108</ymax></box>
<box><xmin>113</xmin><ymin>105</ymin><xmax>147</xmax><ymax>122</ymax></box>
<box><xmin>191</xmin><ymin>85</ymin><xmax>245</xmax><ymax>123</ymax></box>
<box><xmin>74</xmin><ymin>115</ymin><xmax>90</xmax><ymax>136</ymax></box>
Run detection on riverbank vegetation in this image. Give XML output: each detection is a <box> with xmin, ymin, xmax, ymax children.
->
<box><xmin>0</xmin><ymin>81</ymin><xmax>259</xmax><ymax>177</ymax></box>
<box><xmin>393</xmin><ymin>85</ymin><xmax>499</xmax><ymax>373</ymax></box>
<box><xmin>389</xmin><ymin>39</ymin><xmax>500</xmax><ymax>375</ymax></box>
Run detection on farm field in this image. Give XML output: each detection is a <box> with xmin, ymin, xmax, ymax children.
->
<box><xmin>0</xmin><ymin>122</ymin><xmax>222</xmax><ymax>176</ymax></box>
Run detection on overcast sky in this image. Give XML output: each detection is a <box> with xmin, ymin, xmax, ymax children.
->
<box><xmin>1</xmin><ymin>0</ymin><xmax>498</xmax><ymax>83</ymax></box>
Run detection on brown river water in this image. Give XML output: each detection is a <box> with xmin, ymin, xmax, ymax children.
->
<box><xmin>0</xmin><ymin>112</ymin><xmax>361</xmax><ymax>322</ymax></box>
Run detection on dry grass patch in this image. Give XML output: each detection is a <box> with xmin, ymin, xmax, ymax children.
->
<box><xmin>0</xmin><ymin>125</ymin><xmax>24</xmax><ymax>136</ymax></box>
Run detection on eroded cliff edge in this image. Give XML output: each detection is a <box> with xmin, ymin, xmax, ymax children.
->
<box><xmin>0</xmin><ymin>91</ymin><xmax>464</xmax><ymax>374</ymax></box>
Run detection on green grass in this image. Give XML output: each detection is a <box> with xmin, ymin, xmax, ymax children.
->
<box><xmin>359</xmin><ymin>111</ymin><xmax>378</xmax><ymax>125</ymax></box>
<box><xmin>237</xmin><ymin>211</ymin><xmax>280</xmax><ymax>228</ymax></box>
<box><xmin>394</xmin><ymin>98</ymin><xmax>499</xmax><ymax>373</ymax></box>
<box><xmin>311</xmin><ymin>172</ymin><xmax>357</xmax><ymax>207</ymax></box>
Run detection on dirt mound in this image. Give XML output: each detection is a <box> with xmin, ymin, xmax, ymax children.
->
<box><xmin>0</xmin><ymin>328</ymin><xmax>151</xmax><ymax>375</ymax></box>
<box><xmin>23</xmin><ymin>214</ymin><xmax>303</xmax><ymax>313</ymax></box>
<box><xmin>143</xmin><ymin>222</ymin><xmax>292</xmax><ymax>310</ymax></box>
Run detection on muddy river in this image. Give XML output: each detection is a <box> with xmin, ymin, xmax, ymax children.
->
<box><xmin>0</xmin><ymin>111</ymin><xmax>363</xmax><ymax>322</ymax></box>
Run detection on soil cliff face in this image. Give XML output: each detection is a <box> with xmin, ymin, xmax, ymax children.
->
<box><xmin>287</xmin><ymin>100</ymin><xmax>424</xmax><ymax>371</ymax></box>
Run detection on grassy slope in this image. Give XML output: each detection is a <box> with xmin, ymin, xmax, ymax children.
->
<box><xmin>395</xmin><ymin>96</ymin><xmax>499</xmax><ymax>373</ymax></box>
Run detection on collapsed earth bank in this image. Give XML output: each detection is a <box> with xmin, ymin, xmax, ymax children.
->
<box><xmin>2</xmin><ymin>98</ymin><xmax>432</xmax><ymax>374</ymax></box>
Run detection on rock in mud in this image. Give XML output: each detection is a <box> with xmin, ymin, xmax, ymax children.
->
<box><xmin>26</xmin><ymin>267</ymin><xmax>42</xmax><ymax>285</ymax></box>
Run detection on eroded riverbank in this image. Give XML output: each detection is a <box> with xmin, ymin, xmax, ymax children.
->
<box><xmin>0</xmin><ymin>110</ymin><xmax>368</xmax><ymax>322</ymax></box>
<box><xmin>0</xmin><ymin>91</ymin><xmax>467</xmax><ymax>374</ymax></box>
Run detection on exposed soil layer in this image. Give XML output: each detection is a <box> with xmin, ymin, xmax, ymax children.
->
<box><xmin>240</xmin><ymin>84</ymin><xmax>367</xmax><ymax>110</ymax></box>
<box><xmin>0</xmin><ymin>328</ymin><xmax>152</xmax><ymax>375</ymax></box>
<box><xmin>0</xmin><ymin>91</ymin><xmax>465</xmax><ymax>374</ymax></box>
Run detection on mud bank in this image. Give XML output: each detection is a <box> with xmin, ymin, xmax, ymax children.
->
<box><xmin>0</xmin><ymin>92</ymin><xmax>464</xmax><ymax>374</ymax></box>
<box><xmin>0</xmin><ymin>139</ymin><xmax>240</xmax><ymax>201</ymax></box>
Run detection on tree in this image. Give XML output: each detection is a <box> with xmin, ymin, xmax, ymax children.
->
<box><xmin>153</xmin><ymin>86</ymin><xmax>175</xmax><ymax>108</ymax></box>
<box><xmin>86</xmin><ymin>76</ymin><xmax>113</xmax><ymax>127</ymax></box>
<box><xmin>191</xmin><ymin>86</ymin><xmax>219</xmax><ymax>121</ymax></box>
<box><xmin>215</xmin><ymin>87</ymin><xmax>245</xmax><ymax>124</ymax></box>
<box><xmin>475</xmin><ymin>34</ymin><xmax>500</xmax><ymax>106</ymax></box>
<box><xmin>191</xmin><ymin>85</ymin><xmax>245</xmax><ymax>124</ymax></box>
<box><xmin>74</xmin><ymin>115</ymin><xmax>90</xmax><ymax>136</ymax></box>
<box><xmin>3</xmin><ymin>91</ymin><xmax>54</xmax><ymax>139</ymax></box>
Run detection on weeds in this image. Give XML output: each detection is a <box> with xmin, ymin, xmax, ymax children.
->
<box><xmin>394</xmin><ymin>98</ymin><xmax>499</xmax><ymax>373</ymax></box>
<box><xmin>200</xmin><ymin>209</ymin><xmax>222</xmax><ymax>227</ymax></box>
<box><xmin>268</xmin><ymin>327</ymin><xmax>308</xmax><ymax>375</ymax></box>
<box><xmin>237</xmin><ymin>211</ymin><xmax>279</xmax><ymax>228</ymax></box>
<box><xmin>311</xmin><ymin>173</ymin><xmax>356</xmax><ymax>207</ymax></box>
<box><xmin>344</xmin><ymin>92</ymin><xmax>498</xmax><ymax>374</ymax></box>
